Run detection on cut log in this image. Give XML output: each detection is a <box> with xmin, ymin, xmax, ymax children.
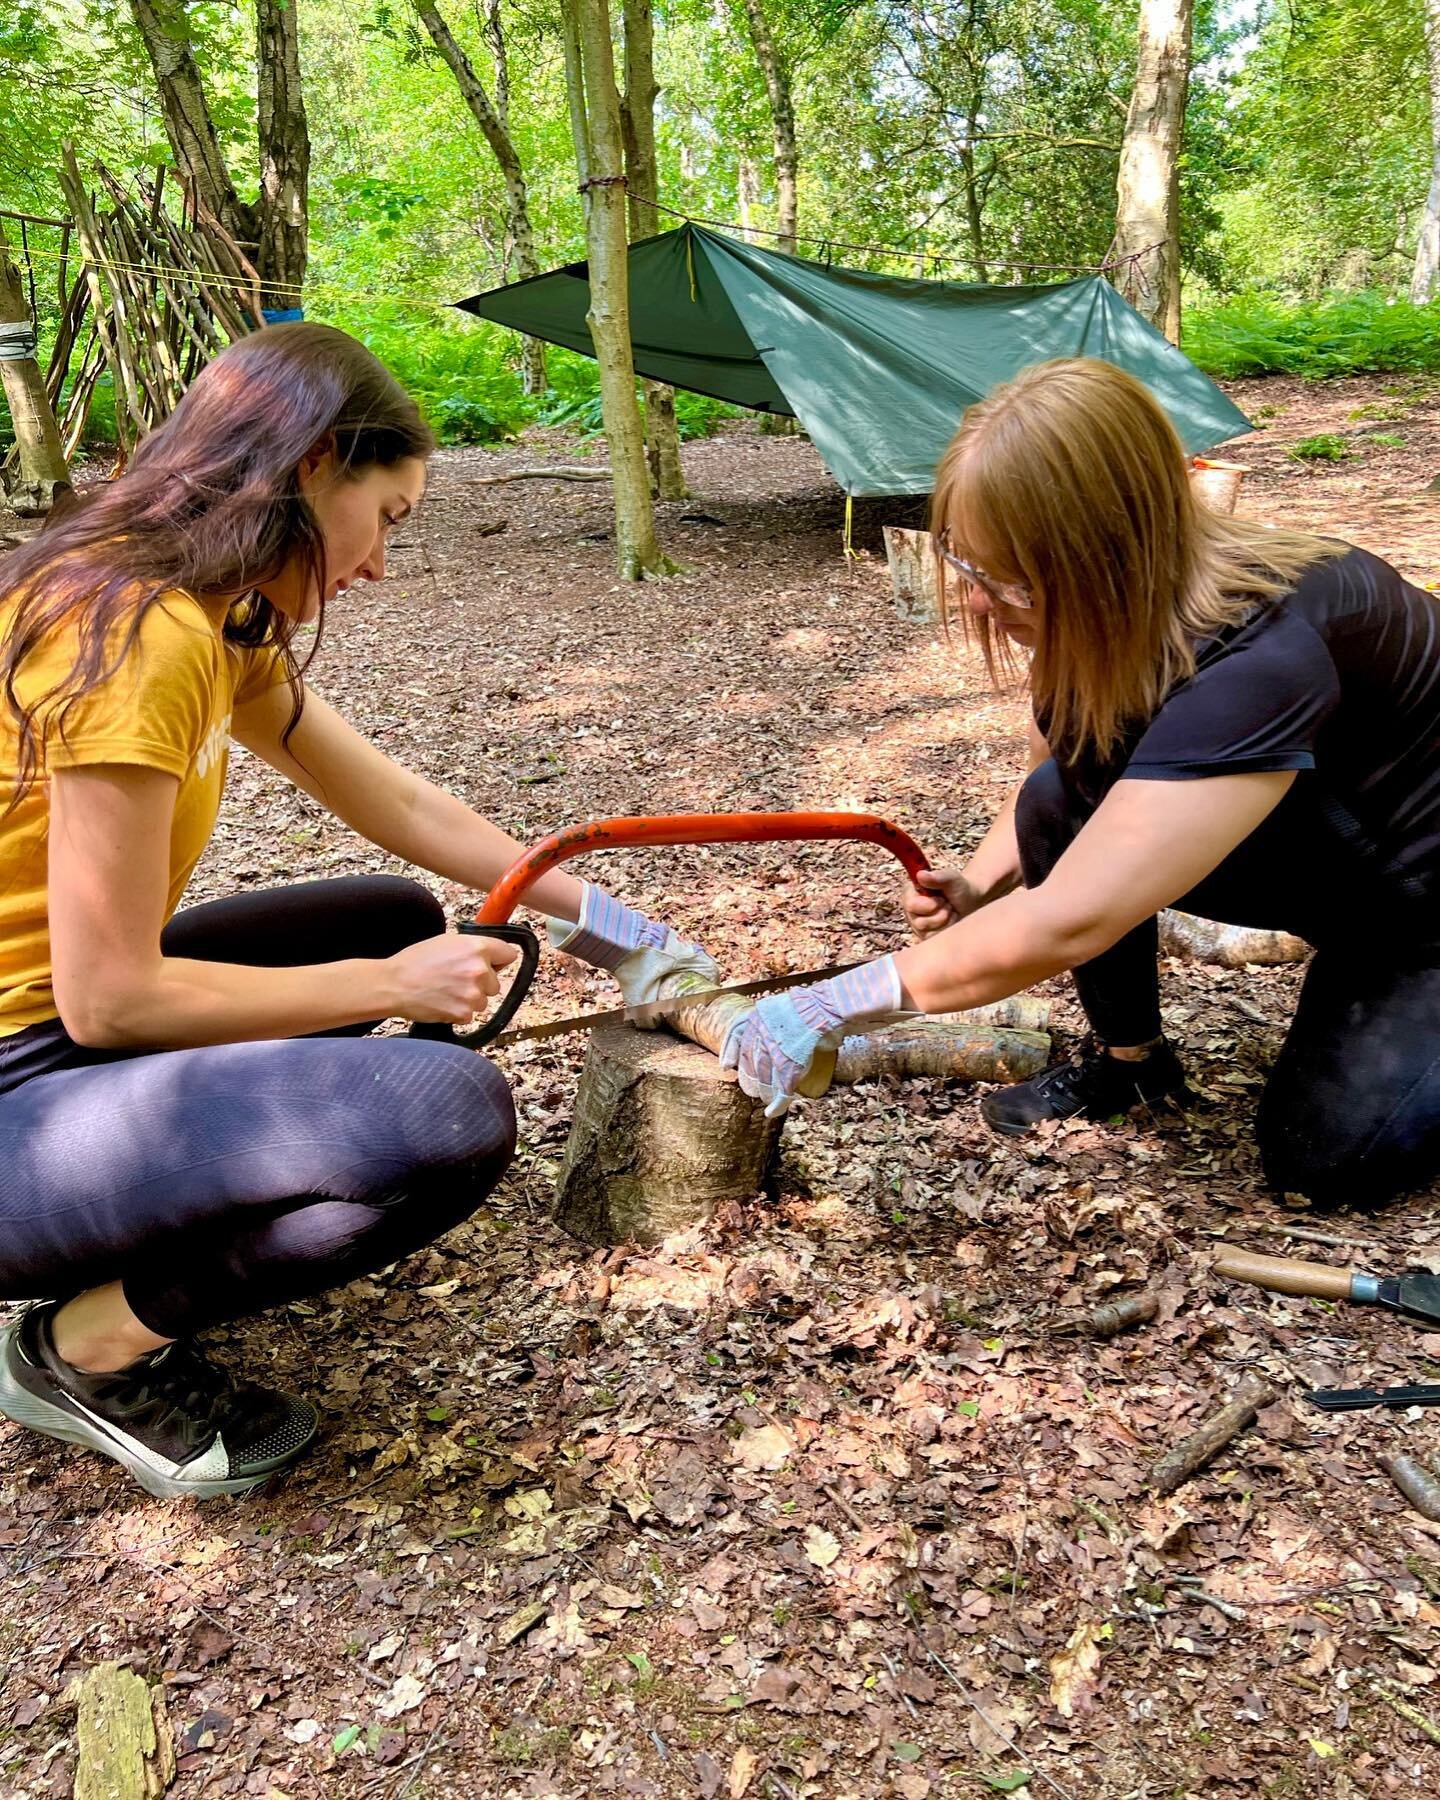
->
<box><xmin>833</xmin><ymin>1021</ymin><xmax>1049</xmax><ymax>1085</ymax></box>
<box><xmin>882</xmin><ymin>525</ymin><xmax>941</xmax><ymax>622</ymax></box>
<box><xmin>1159</xmin><ymin>909</ymin><xmax>1309</xmax><ymax>968</ymax></box>
<box><xmin>74</xmin><ymin>1662</ymin><xmax>175</xmax><ymax>1800</ymax></box>
<box><xmin>553</xmin><ymin>1026</ymin><xmax>784</xmax><ymax>1246</ymax></box>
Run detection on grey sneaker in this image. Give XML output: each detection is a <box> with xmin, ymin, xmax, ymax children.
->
<box><xmin>0</xmin><ymin>1303</ymin><xmax>317</xmax><ymax>1499</ymax></box>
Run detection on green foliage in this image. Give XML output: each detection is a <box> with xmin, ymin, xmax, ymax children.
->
<box><xmin>1287</xmin><ymin>435</ymin><xmax>1352</xmax><ymax>462</ymax></box>
<box><xmin>1183</xmin><ymin>294</ymin><xmax>1440</xmax><ymax>381</ymax></box>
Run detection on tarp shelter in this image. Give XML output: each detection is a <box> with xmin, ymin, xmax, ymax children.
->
<box><xmin>457</xmin><ymin>223</ymin><xmax>1252</xmax><ymax>498</ymax></box>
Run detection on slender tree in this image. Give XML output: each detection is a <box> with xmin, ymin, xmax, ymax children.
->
<box><xmin>1112</xmin><ymin>0</ymin><xmax>1193</xmax><ymax>342</ymax></box>
<box><xmin>0</xmin><ymin>220</ymin><xmax>69</xmax><ymax>514</ymax></box>
<box><xmin>1413</xmin><ymin>0</ymin><xmax>1440</xmax><ymax>301</ymax></box>
<box><xmin>621</xmin><ymin>0</ymin><xmax>686</xmax><ymax>499</ymax></box>
<box><xmin>127</xmin><ymin>0</ymin><xmax>309</xmax><ymax>309</ymax></box>
<box><xmin>413</xmin><ymin>0</ymin><xmax>547</xmax><ymax>392</ymax></box>
<box><xmin>736</xmin><ymin>0</ymin><xmax>798</xmax><ymax>253</ymax></box>
<box><xmin>563</xmin><ymin>0</ymin><xmax>675</xmax><ymax>578</ymax></box>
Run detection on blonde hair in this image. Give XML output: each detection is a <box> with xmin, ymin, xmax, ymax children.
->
<box><xmin>930</xmin><ymin>358</ymin><xmax>1338</xmax><ymax>763</ymax></box>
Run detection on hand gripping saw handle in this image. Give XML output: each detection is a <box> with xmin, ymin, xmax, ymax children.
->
<box><xmin>420</xmin><ymin>811</ymin><xmax>931</xmax><ymax>1051</ymax></box>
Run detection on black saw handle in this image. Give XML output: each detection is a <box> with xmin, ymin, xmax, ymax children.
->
<box><xmin>410</xmin><ymin>922</ymin><xmax>541</xmax><ymax>1050</ymax></box>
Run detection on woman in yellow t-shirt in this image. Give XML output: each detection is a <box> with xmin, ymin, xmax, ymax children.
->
<box><xmin>0</xmin><ymin>323</ymin><xmax>714</xmax><ymax>1499</ymax></box>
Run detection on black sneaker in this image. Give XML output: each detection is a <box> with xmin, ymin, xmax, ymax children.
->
<box><xmin>981</xmin><ymin>1038</ymin><xmax>1188</xmax><ymax>1137</ymax></box>
<box><xmin>0</xmin><ymin>1304</ymin><xmax>318</xmax><ymax>1499</ymax></box>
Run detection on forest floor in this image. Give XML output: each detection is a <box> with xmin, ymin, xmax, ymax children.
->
<box><xmin>2</xmin><ymin>373</ymin><xmax>1440</xmax><ymax>1800</ymax></box>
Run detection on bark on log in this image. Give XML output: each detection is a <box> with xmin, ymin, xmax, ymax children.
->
<box><xmin>553</xmin><ymin>1027</ymin><xmax>784</xmax><ymax>1246</ymax></box>
<box><xmin>833</xmin><ymin>1021</ymin><xmax>1049</xmax><ymax>1085</ymax></box>
<box><xmin>1150</xmin><ymin>1375</ymin><xmax>1277</xmax><ymax>1495</ymax></box>
<box><xmin>1380</xmin><ymin>1452</ymin><xmax>1440</xmax><ymax>1522</ymax></box>
<box><xmin>1159</xmin><ymin>909</ymin><xmax>1309</xmax><ymax>968</ymax></box>
<box><xmin>74</xmin><ymin>1662</ymin><xmax>175</xmax><ymax>1800</ymax></box>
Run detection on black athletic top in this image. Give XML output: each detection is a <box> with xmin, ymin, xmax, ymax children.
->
<box><xmin>1060</xmin><ymin>545</ymin><xmax>1440</xmax><ymax>918</ymax></box>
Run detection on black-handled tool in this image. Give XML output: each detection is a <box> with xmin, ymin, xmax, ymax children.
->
<box><xmin>410</xmin><ymin>922</ymin><xmax>541</xmax><ymax>1051</ymax></box>
<box><xmin>1306</xmin><ymin>1383</ymin><xmax>1440</xmax><ymax>1412</ymax></box>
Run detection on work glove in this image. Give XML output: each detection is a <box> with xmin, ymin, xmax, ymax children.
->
<box><xmin>547</xmin><ymin>882</ymin><xmax>718</xmax><ymax>1021</ymax></box>
<box><xmin>720</xmin><ymin>956</ymin><xmax>912</xmax><ymax>1118</ymax></box>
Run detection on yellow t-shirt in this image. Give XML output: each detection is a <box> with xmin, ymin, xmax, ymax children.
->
<box><xmin>0</xmin><ymin>590</ymin><xmax>286</xmax><ymax>1037</ymax></box>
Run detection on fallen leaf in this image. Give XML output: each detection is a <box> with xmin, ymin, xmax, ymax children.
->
<box><xmin>377</xmin><ymin>1672</ymin><xmax>427</xmax><ymax>1719</ymax></box>
<box><xmin>367</xmin><ymin>1633</ymin><xmax>403</xmax><ymax>1664</ymax></box>
<box><xmin>803</xmin><ymin>1524</ymin><xmax>841</xmax><ymax>1568</ymax></box>
<box><xmin>729</xmin><ymin>1744</ymin><xmax>758</xmax><ymax>1798</ymax></box>
<box><xmin>1049</xmin><ymin>1620</ymin><xmax>1110</xmax><ymax>1720</ymax></box>
<box><xmin>283</xmin><ymin>1718</ymin><xmax>320</xmax><ymax>1745</ymax></box>
<box><xmin>731</xmin><ymin>1423</ymin><xmax>792</xmax><ymax>1471</ymax></box>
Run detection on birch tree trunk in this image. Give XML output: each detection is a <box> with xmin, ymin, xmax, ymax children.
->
<box><xmin>737</xmin><ymin>0</ymin><xmax>798</xmax><ymax>253</ymax></box>
<box><xmin>1412</xmin><ymin>0</ymin><xmax>1440</xmax><ymax>303</ymax></box>
<box><xmin>621</xmin><ymin>0</ymin><xmax>686</xmax><ymax>500</ymax></box>
<box><xmin>0</xmin><ymin>222</ymin><xmax>69</xmax><ymax>514</ymax></box>
<box><xmin>128</xmin><ymin>0</ymin><xmax>310</xmax><ymax>309</ymax></box>
<box><xmin>414</xmin><ymin>0</ymin><xmax>548</xmax><ymax>392</ymax></box>
<box><xmin>564</xmin><ymin>0</ymin><xmax>675</xmax><ymax>578</ymax></box>
<box><xmin>1112</xmin><ymin>0</ymin><xmax>1193</xmax><ymax>344</ymax></box>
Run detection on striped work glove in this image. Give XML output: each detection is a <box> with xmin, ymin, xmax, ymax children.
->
<box><xmin>720</xmin><ymin>957</ymin><xmax>912</xmax><ymax>1118</ymax></box>
<box><xmin>547</xmin><ymin>882</ymin><xmax>718</xmax><ymax>1021</ymax></box>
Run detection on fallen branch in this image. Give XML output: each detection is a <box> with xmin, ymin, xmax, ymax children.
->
<box><xmin>833</xmin><ymin>1021</ymin><xmax>1050</xmax><ymax>1085</ymax></box>
<box><xmin>1373</xmin><ymin>1680</ymin><xmax>1440</xmax><ymax>1746</ymax></box>
<box><xmin>1159</xmin><ymin>909</ymin><xmax>1309</xmax><ymax>968</ymax></box>
<box><xmin>466</xmin><ymin>465</ymin><xmax>613</xmax><ymax>486</ymax></box>
<box><xmin>1380</xmin><ymin>1453</ymin><xmax>1440</xmax><ymax>1523</ymax></box>
<box><xmin>74</xmin><ymin>1662</ymin><xmax>175</xmax><ymax>1799</ymax></box>
<box><xmin>1062</xmin><ymin>1290</ymin><xmax>1159</xmax><ymax>1339</ymax></box>
<box><xmin>1150</xmin><ymin>1376</ymin><xmax>1278</xmax><ymax>1494</ymax></box>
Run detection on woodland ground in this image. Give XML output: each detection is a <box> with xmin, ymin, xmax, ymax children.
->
<box><xmin>2</xmin><ymin>375</ymin><xmax>1439</xmax><ymax>1800</ymax></box>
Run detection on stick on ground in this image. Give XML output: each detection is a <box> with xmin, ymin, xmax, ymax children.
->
<box><xmin>1150</xmin><ymin>1376</ymin><xmax>1278</xmax><ymax>1495</ymax></box>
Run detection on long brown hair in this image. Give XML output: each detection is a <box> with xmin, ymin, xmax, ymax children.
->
<box><xmin>1</xmin><ymin>322</ymin><xmax>434</xmax><ymax>800</ymax></box>
<box><xmin>931</xmin><ymin>358</ymin><xmax>1337</xmax><ymax>764</ymax></box>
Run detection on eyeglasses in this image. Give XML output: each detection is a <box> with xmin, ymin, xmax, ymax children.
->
<box><xmin>935</xmin><ymin>529</ymin><xmax>1035</xmax><ymax>612</ymax></box>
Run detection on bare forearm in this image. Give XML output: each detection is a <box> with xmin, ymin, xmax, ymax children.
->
<box><xmin>368</xmin><ymin>777</ymin><xmax>585</xmax><ymax>918</ymax></box>
<box><xmin>893</xmin><ymin>886</ymin><xmax>1101</xmax><ymax>1015</ymax></box>
<box><xmin>67</xmin><ymin>955</ymin><xmax>403</xmax><ymax>1050</ymax></box>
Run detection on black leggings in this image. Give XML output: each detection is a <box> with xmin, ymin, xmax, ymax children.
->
<box><xmin>1016</xmin><ymin>761</ymin><xmax>1440</xmax><ymax>1207</ymax></box>
<box><xmin>0</xmin><ymin>878</ymin><xmax>516</xmax><ymax>1337</ymax></box>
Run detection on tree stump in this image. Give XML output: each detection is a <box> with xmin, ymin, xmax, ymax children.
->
<box><xmin>73</xmin><ymin>1662</ymin><xmax>175</xmax><ymax>1800</ymax></box>
<box><xmin>882</xmin><ymin>525</ymin><xmax>942</xmax><ymax>621</ymax></box>
<box><xmin>553</xmin><ymin>1027</ymin><xmax>784</xmax><ymax>1246</ymax></box>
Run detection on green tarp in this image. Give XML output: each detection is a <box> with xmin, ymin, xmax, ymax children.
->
<box><xmin>458</xmin><ymin>224</ymin><xmax>1251</xmax><ymax>499</ymax></box>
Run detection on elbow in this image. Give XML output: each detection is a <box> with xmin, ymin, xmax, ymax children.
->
<box><xmin>54</xmin><ymin>983</ymin><xmax>147</xmax><ymax>1050</ymax></box>
<box><xmin>1026</xmin><ymin>897</ymin><xmax>1123</xmax><ymax>974</ymax></box>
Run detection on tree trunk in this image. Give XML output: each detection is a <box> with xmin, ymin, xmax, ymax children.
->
<box><xmin>127</xmin><ymin>0</ymin><xmax>256</xmax><ymax>250</ymax></box>
<box><xmin>1112</xmin><ymin>0</ymin><xmax>1193</xmax><ymax>343</ymax></box>
<box><xmin>554</xmin><ymin>1028</ymin><xmax>785</xmax><ymax>1245</ymax></box>
<box><xmin>1412</xmin><ymin>0</ymin><xmax>1440</xmax><ymax>303</ymax></box>
<box><xmin>415</xmin><ymin>0</ymin><xmax>548</xmax><ymax>391</ymax></box>
<box><xmin>621</xmin><ymin>0</ymin><xmax>686</xmax><ymax>499</ymax></box>
<box><xmin>565</xmin><ymin>0</ymin><xmax>674</xmax><ymax>578</ymax></box>
<box><xmin>129</xmin><ymin>0</ymin><xmax>310</xmax><ymax>315</ymax></box>
<box><xmin>255</xmin><ymin>0</ymin><xmax>310</xmax><ymax>307</ymax></box>
<box><xmin>737</xmin><ymin>0</ymin><xmax>798</xmax><ymax>253</ymax></box>
<box><xmin>738</xmin><ymin>154</ymin><xmax>761</xmax><ymax>241</ymax></box>
<box><xmin>0</xmin><ymin>221</ymin><xmax>70</xmax><ymax>515</ymax></box>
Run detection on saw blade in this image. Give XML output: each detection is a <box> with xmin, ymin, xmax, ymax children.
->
<box><xmin>488</xmin><ymin>961</ymin><xmax>863</xmax><ymax>1048</ymax></box>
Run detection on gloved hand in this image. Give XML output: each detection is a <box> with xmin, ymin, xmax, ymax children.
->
<box><xmin>720</xmin><ymin>957</ymin><xmax>911</xmax><ymax>1118</ymax></box>
<box><xmin>547</xmin><ymin>882</ymin><xmax>718</xmax><ymax>1021</ymax></box>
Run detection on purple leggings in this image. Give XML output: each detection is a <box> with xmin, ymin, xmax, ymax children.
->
<box><xmin>0</xmin><ymin>878</ymin><xmax>516</xmax><ymax>1337</ymax></box>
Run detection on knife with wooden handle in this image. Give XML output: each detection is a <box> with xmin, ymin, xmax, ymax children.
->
<box><xmin>1212</xmin><ymin>1250</ymin><xmax>1440</xmax><ymax>1325</ymax></box>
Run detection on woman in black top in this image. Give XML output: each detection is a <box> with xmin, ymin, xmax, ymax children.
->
<box><xmin>721</xmin><ymin>358</ymin><xmax>1440</xmax><ymax>1207</ymax></box>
